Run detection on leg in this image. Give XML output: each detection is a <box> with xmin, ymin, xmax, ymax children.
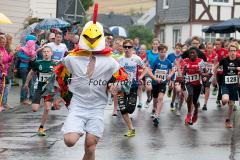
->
<box><xmin>145</xmin><ymin>78</ymin><xmax>152</xmax><ymax>104</ymax></box>
<box><xmin>112</xmin><ymin>95</ymin><xmax>118</xmax><ymax>116</ymax></box>
<box><xmin>20</xmin><ymin>68</ymin><xmax>28</xmax><ymax>103</ymax></box>
<box><xmin>155</xmin><ymin>93</ymin><xmax>165</xmax><ymax>117</ymax></box>
<box><xmin>83</xmin><ymin>133</ymin><xmax>99</xmax><ymax>160</ymax></box>
<box><xmin>64</xmin><ymin>132</ymin><xmax>83</xmax><ymax>147</ymax></box>
<box><xmin>40</xmin><ymin>101</ymin><xmax>51</xmax><ymax>127</ymax></box>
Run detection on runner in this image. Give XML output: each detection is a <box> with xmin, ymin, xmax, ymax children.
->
<box><xmin>214</xmin><ymin>38</ymin><xmax>229</xmax><ymax>107</ymax></box>
<box><xmin>58</xmin><ymin>3</ymin><xmax>127</xmax><ymax>159</ymax></box>
<box><xmin>202</xmin><ymin>42</ymin><xmax>217</xmax><ymax>110</ymax></box>
<box><xmin>137</xmin><ymin>44</ymin><xmax>147</xmax><ymax>108</ymax></box>
<box><xmin>147</xmin><ymin>44</ymin><xmax>173</xmax><ymax>126</ymax></box>
<box><xmin>145</xmin><ymin>38</ymin><xmax>160</xmax><ymax>107</ymax></box>
<box><xmin>183</xmin><ymin>47</ymin><xmax>207</xmax><ymax>125</ymax></box>
<box><xmin>167</xmin><ymin>42</ymin><xmax>182</xmax><ymax>111</ymax></box>
<box><xmin>24</xmin><ymin>46</ymin><xmax>57</xmax><ymax>136</ymax></box>
<box><xmin>118</xmin><ymin>39</ymin><xmax>145</xmax><ymax>136</ymax></box>
<box><xmin>214</xmin><ymin>43</ymin><xmax>240</xmax><ymax>128</ymax></box>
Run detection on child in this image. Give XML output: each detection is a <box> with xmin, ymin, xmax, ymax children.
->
<box><xmin>24</xmin><ymin>46</ymin><xmax>57</xmax><ymax>136</ymax></box>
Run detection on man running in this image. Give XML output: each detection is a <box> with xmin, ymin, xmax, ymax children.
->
<box><xmin>214</xmin><ymin>43</ymin><xmax>240</xmax><ymax>128</ymax></box>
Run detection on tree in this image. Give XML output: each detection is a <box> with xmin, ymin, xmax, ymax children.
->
<box><xmin>127</xmin><ymin>25</ymin><xmax>154</xmax><ymax>46</ymax></box>
<box><xmin>81</xmin><ymin>0</ymin><xmax>94</xmax><ymax>11</ymax></box>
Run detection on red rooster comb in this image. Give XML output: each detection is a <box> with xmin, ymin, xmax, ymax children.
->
<box><xmin>93</xmin><ymin>0</ymin><xmax>98</xmax><ymax>24</ymax></box>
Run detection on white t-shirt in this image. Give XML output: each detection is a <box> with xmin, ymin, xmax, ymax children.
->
<box><xmin>47</xmin><ymin>42</ymin><xmax>68</xmax><ymax>61</ymax></box>
<box><xmin>64</xmin><ymin>55</ymin><xmax>120</xmax><ymax>109</ymax></box>
<box><xmin>118</xmin><ymin>54</ymin><xmax>144</xmax><ymax>82</ymax></box>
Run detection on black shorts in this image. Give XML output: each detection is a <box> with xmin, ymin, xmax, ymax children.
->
<box><xmin>32</xmin><ymin>89</ymin><xmax>54</xmax><ymax>104</ymax></box>
<box><xmin>118</xmin><ymin>88</ymin><xmax>138</xmax><ymax>115</ymax></box>
<box><xmin>152</xmin><ymin>83</ymin><xmax>167</xmax><ymax>98</ymax></box>
<box><xmin>185</xmin><ymin>83</ymin><xmax>202</xmax><ymax>105</ymax></box>
<box><xmin>222</xmin><ymin>84</ymin><xmax>238</xmax><ymax>101</ymax></box>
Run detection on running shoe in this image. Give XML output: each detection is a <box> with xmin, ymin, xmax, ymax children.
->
<box><xmin>137</xmin><ymin>102</ymin><xmax>143</xmax><ymax>108</ymax></box>
<box><xmin>185</xmin><ymin>114</ymin><xmax>192</xmax><ymax>125</ymax></box>
<box><xmin>225</xmin><ymin>120</ymin><xmax>233</xmax><ymax>128</ymax></box>
<box><xmin>175</xmin><ymin>110</ymin><xmax>181</xmax><ymax>116</ymax></box>
<box><xmin>167</xmin><ymin>89</ymin><xmax>172</xmax><ymax>97</ymax></box>
<box><xmin>153</xmin><ymin>117</ymin><xmax>160</xmax><ymax>127</ymax></box>
<box><xmin>38</xmin><ymin>128</ymin><xmax>46</xmax><ymax>136</ymax></box>
<box><xmin>150</xmin><ymin>110</ymin><xmax>155</xmax><ymax>118</ymax></box>
<box><xmin>202</xmin><ymin>104</ymin><xmax>207</xmax><ymax>111</ymax></box>
<box><xmin>170</xmin><ymin>102</ymin><xmax>175</xmax><ymax>112</ymax></box>
<box><xmin>216</xmin><ymin>100</ymin><xmax>221</xmax><ymax>108</ymax></box>
<box><xmin>212</xmin><ymin>87</ymin><xmax>217</xmax><ymax>96</ymax></box>
<box><xmin>192</xmin><ymin>112</ymin><xmax>198</xmax><ymax>124</ymax></box>
<box><xmin>124</xmin><ymin>129</ymin><xmax>135</xmax><ymax>137</ymax></box>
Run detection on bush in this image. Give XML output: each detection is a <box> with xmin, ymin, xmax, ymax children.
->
<box><xmin>127</xmin><ymin>25</ymin><xmax>153</xmax><ymax>46</ymax></box>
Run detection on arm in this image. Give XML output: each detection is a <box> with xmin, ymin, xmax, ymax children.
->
<box><xmin>24</xmin><ymin>69</ymin><xmax>35</xmax><ymax>87</ymax></box>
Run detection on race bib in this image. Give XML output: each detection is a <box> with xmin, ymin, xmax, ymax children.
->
<box><xmin>206</xmin><ymin>63</ymin><xmax>214</xmax><ymax>74</ymax></box>
<box><xmin>225</xmin><ymin>75</ymin><xmax>238</xmax><ymax>84</ymax></box>
<box><xmin>38</xmin><ymin>73</ymin><xmax>51</xmax><ymax>82</ymax></box>
<box><xmin>186</xmin><ymin>74</ymin><xmax>200</xmax><ymax>82</ymax></box>
<box><xmin>155</xmin><ymin>69</ymin><xmax>167</xmax><ymax>81</ymax></box>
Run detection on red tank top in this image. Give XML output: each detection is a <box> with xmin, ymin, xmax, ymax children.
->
<box><xmin>184</xmin><ymin>58</ymin><xmax>203</xmax><ymax>85</ymax></box>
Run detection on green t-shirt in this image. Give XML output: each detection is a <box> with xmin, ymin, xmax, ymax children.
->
<box><xmin>32</xmin><ymin>60</ymin><xmax>56</xmax><ymax>89</ymax></box>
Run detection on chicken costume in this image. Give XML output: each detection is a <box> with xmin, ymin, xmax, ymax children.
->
<box><xmin>57</xmin><ymin>1</ymin><xmax>128</xmax><ymax>138</ymax></box>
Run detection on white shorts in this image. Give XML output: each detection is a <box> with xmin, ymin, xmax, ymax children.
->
<box><xmin>62</xmin><ymin>101</ymin><xmax>105</xmax><ymax>138</ymax></box>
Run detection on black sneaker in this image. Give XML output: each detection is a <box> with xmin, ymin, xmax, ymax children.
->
<box><xmin>202</xmin><ymin>104</ymin><xmax>207</xmax><ymax>111</ymax></box>
<box><xmin>153</xmin><ymin>117</ymin><xmax>160</xmax><ymax>127</ymax></box>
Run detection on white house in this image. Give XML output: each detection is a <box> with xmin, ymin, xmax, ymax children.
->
<box><xmin>155</xmin><ymin>0</ymin><xmax>240</xmax><ymax>48</ymax></box>
<box><xmin>0</xmin><ymin>0</ymin><xmax>57</xmax><ymax>45</ymax></box>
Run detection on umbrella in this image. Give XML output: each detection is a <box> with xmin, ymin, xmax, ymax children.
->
<box><xmin>19</xmin><ymin>23</ymin><xmax>39</xmax><ymax>44</ymax></box>
<box><xmin>109</xmin><ymin>26</ymin><xmax>128</xmax><ymax>37</ymax></box>
<box><xmin>202</xmin><ymin>18</ymin><xmax>240</xmax><ymax>33</ymax></box>
<box><xmin>0</xmin><ymin>12</ymin><xmax>12</xmax><ymax>24</ymax></box>
<box><xmin>103</xmin><ymin>26</ymin><xmax>113</xmax><ymax>36</ymax></box>
<box><xmin>35</xmin><ymin>18</ymin><xmax>70</xmax><ymax>30</ymax></box>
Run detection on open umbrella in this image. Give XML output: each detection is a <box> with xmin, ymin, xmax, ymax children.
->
<box><xmin>109</xmin><ymin>26</ymin><xmax>128</xmax><ymax>37</ymax></box>
<box><xmin>35</xmin><ymin>18</ymin><xmax>70</xmax><ymax>30</ymax></box>
<box><xmin>202</xmin><ymin>18</ymin><xmax>240</xmax><ymax>33</ymax></box>
<box><xmin>20</xmin><ymin>23</ymin><xmax>39</xmax><ymax>44</ymax></box>
<box><xmin>0</xmin><ymin>12</ymin><xmax>12</xmax><ymax>24</ymax></box>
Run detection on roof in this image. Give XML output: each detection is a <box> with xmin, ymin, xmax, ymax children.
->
<box><xmin>156</xmin><ymin>0</ymin><xmax>189</xmax><ymax>24</ymax></box>
<box><xmin>98</xmin><ymin>13</ymin><xmax>135</xmax><ymax>27</ymax></box>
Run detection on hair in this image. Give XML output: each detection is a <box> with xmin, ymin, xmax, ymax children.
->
<box><xmin>175</xmin><ymin>42</ymin><xmax>182</xmax><ymax>48</ymax></box>
<box><xmin>206</xmin><ymin>42</ymin><xmax>213</xmax><ymax>47</ymax></box>
<box><xmin>215</xmin><ymin>38</ymin><xmax>222</xmax><ymax>43</ymax></box>
<box><xmin>42</xmin><ymin>46</ymin><xmax>53</xmax><ymax>52</ymax></box>
<box><xmin>152</xmin><ymin>38</ymin><xmax>160</xmax><ymax>44</ymax></box>
<box><xmin>229</xmin><ymin>42</ymin><xmax>239</xmax><ymax>50</ymax></box>
<box><xmin>191</xmin><ymin>36</ymin><xmax>201</xmax><ymax>43</ymax></box>
<box><xmin>158</xmin><ymin>44</ymin><xmax>168</xmax><ymax>51</ymax></box>
<box><xmin>55</xmin><ymin>32</ymin><xmax>63</xmax><ymax>37</ymax></box>
<box><xmin>113</xmin><ymin>37</ymin><xmax>124</xmax><ymax>45</ymax></box>
<box><xmin>123</xmin><ymin>39</ymin><xmax>133</xmax><ymax>46</ymax></box>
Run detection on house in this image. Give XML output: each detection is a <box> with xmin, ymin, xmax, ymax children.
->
<box><xmin>155</xmin><ymin>0</ymin><xmax>240</xmax><ymax>48</ymax></box>
<box><xmin>0</xmin><ymin>0</ymin><xmax>57</xmax><ymax>45</ymax></box>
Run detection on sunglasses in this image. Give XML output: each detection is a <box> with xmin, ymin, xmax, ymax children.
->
<box><xmin>123</xmin><ymin>46</ymin><xmax>133</xmax><ymax>49</ymax></box>
<box><xmin>230</xmin><ymin>50</ymin><xmax>237</xmax><ymax>52</ymax></box>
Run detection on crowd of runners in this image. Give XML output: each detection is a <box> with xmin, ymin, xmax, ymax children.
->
<box><xmin>0</xmin><ymin>27</ymin><xmax>240</xmax><ymax>137</ymax></box>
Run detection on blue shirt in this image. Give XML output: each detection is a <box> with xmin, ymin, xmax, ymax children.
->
<box><xmin>17</xmin><ymin>51</ymin><xmax>30</xmax><ymax>68</ymax></box>
<box><xmin>167</xmin><ymin>52</ymin><xmax>181</xmax><ymax>65</ymax></box>
<box><xmin>146</xmin><ymin>50</ymin><xmax>159</xmax><ymax>68</ymax></box>
<box><xmin>152</xmin><ymin>58</ymin><xmax>172</xmax><ymax>84</ymax></box>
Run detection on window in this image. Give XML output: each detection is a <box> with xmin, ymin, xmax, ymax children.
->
<box><xmin>160</xmin><ymin>29</ymin><xmax>165</xmax><ymax>43</ymax></box>
<box><xmin>173</xmin><ymin>29</ymin><xmax>181</xmax><ymax>47</ymax></box>
<box><xmin>205</xmin><ymin>33</ymin><xmax>216</xmax><ymax>43</ymax></box>
<box><xmin>220</xmin><ymin>33</ymin><xmax>231</xmax><ymax>39</ymax></box>
<box><xmin>209</xmin><ymin>0</ymin><xmax>233</xmax><ymax>6</ymax></box>
<box><xmin>163</xmin><ymin>0</ymin><xmax>169</xmax><ymax>9</ymax></box>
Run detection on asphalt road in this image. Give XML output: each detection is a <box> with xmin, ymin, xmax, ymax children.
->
<box><xmin>0</xmin><ymin>85</ymin><xmax>240</xmax><ymax>160</ymax></box>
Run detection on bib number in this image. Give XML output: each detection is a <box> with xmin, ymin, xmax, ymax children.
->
<box><xmin>186</xmin><ymin>74</ymin><xmax>200</xmax><ymax>82</ymax></box>
<box><xmin>39</xmin><ymin>73</ymin><xmax>51</xmax><ymax>82</ymax></box>
<box><xmin>225</xmin><ymin>75</ymin><xmax>238</xmax><ymax>84</ymax></box>
<box><xmin>155</xmin><ymin>69</ymin><xmax>167</xmax><ymax>81</ymax></box>
<box><xmin>206</xmin><ymin>63</ymin><xmax>214</xmax><ymax>74</ymax></box>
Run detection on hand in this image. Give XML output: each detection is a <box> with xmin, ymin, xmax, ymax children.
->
<box><xmin>24</xmin><ymin>84</ymin><xmax>29</xmax><ymax>93</ymax></box>
<box><xmin>53</xmin><ymin>98</ymin><xmax>66</xmax><ymax>110</ymax></box>
<box><xmin>108</xmin><ymin>83</ymin><xmax>119</xmax><ymax>95</ymax></box>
